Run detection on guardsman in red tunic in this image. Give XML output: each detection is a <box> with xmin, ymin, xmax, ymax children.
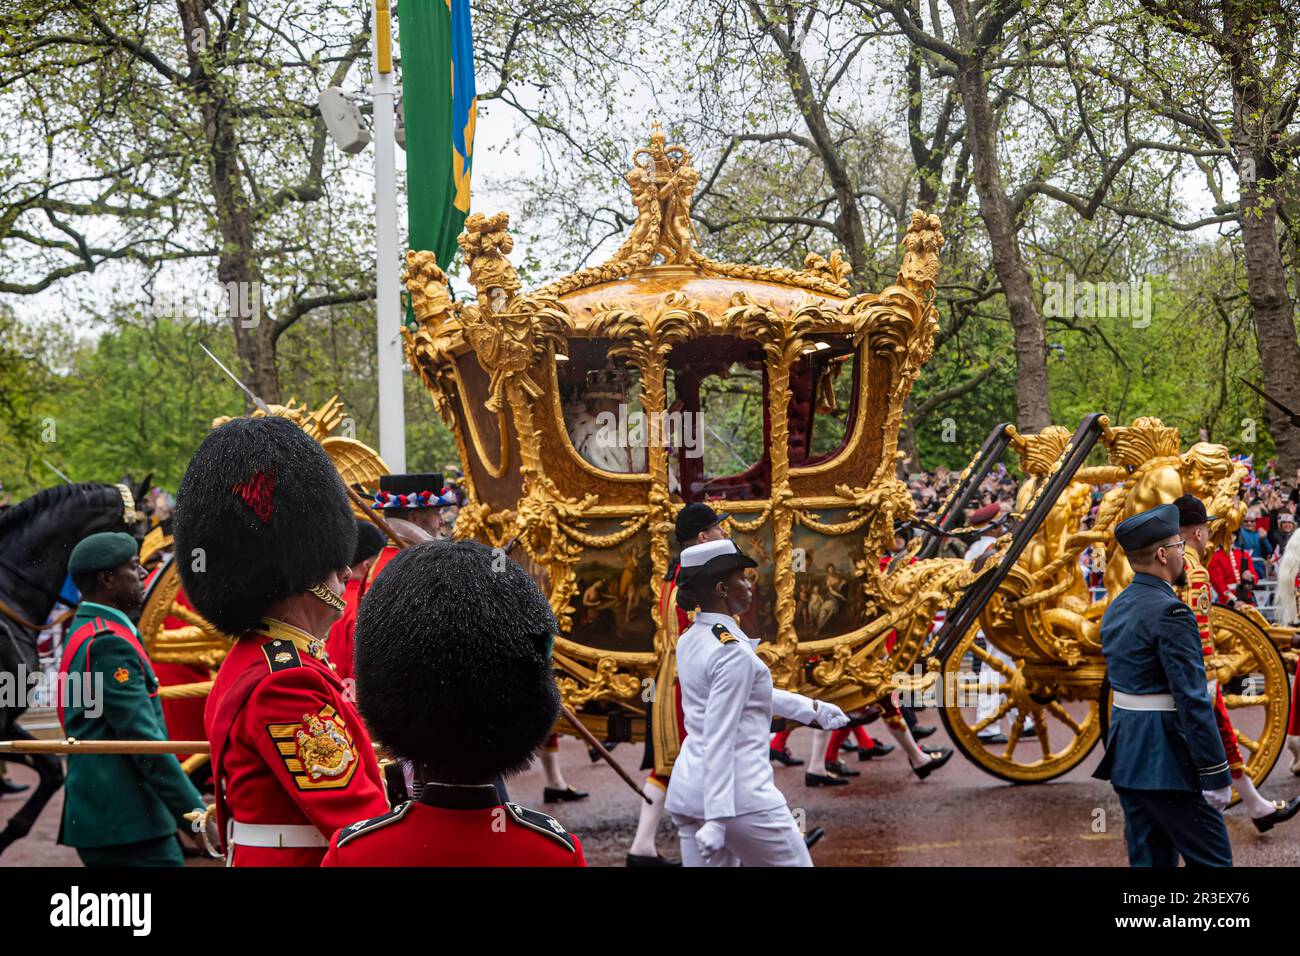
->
<box><xmin>324</xmin><ymin>521</ymin><xmax>386</xmax><ymax>684</ymax></box>
<box><xmin>1175</xmin><ymin>494</ymin><xmax>1300</xmax><ymax>832</ymax></box>
<box><xmin>322</xmin><ymin>539</ymin><xmax>585</xmax><ymax>866</ymax></box>
<box><xmin>175</xmin><ymin>416</ymin><xmax>390</xmax><ymax>865</ymax></box>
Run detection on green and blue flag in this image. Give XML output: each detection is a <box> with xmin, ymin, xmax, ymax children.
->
<box><xmin>400</xmin><ymin>0</ymin><xmax>477</xmax><ymax>271</ymax></box>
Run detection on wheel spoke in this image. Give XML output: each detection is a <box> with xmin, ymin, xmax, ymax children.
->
<box><xmin>1223</xmin><ymin>693</ymin><xmax>1269</xmax><ymax>710</ymax></box>
<box><xmin>1046</xmin><ymin>701</ymin><xmax>1083</xmax><ymax>736</ymax></box>
<box><xmin>968</xmin><ymin>643</ymin><xmax>1016</xmax><ymax>678</ymax></box>
<box><xmin>971</xmin><ymin>698</ymin><xmax>1011</xmax><ymax>735</ymax></box>
<box><xmin>1036</xmin><ymin>712</ymin><xmax>1052</xmax><ymax>759</ymax></box>
<box><xmin>1003</xmin><ymin>714</ymin><xmax>1028</xmax><ymax>758</ymax></box>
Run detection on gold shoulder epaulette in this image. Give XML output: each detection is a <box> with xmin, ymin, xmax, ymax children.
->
<box><xmin>711</xmin><ymin>623</ymin><xmax>737</xmax><ymax>645</ymax></box>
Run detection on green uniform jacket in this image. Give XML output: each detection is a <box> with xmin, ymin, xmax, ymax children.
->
<box><xmin>59</xmin><ymin>602</ymin><xmax>204</xmax><ymax>849</ymax></box>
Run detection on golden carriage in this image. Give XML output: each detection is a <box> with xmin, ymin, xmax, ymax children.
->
<box><xmin>401</xmin><ymin>124</ymin><xmax>984</xmax><ymax>749</ymax></box>
<box><xmin>136</xmin><ymin>126</ymin><xmax>1291</xmax><ymax>795</ymax></box>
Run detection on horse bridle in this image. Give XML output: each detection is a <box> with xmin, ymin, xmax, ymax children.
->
<box><xmin>0</xmin><ymin>595</ymin><xmax>65</xmax><ymax>633</ymax></box>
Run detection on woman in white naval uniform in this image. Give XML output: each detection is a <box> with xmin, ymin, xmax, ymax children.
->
<box><xmin>665</xmin><ymin>539</ymin><xmax>849</xmax><ymax>866</ymax></box>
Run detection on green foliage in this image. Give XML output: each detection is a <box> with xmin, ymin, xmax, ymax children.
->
<box><xmin>42</xmin><ymin>314</ymin><xmax>244</xmax><ymax>492</ymax></box>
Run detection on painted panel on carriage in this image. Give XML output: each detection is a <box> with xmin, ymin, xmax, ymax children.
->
<box><xmin>790</xmin><ymin>509</ymin><xmax>866</xmax><ymax>642</ymax></box>
<box><xmin>728</xmin><ymin>521</ymin><xmax>777</xmax><ymax>642</ymax></box>
<box><xmin>568</xmin><ymin>523</ymin><xmax>656</xmax><ymax>653</ymax></box>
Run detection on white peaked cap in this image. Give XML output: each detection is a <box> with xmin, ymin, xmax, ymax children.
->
<box><xmin>680</xmin><ymin>538</ymin><xmax>742</xmax><ymax>568</ymax></box>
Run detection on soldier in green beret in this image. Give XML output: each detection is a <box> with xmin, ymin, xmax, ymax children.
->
<box><xmin>57</xmin><ymin>531</ymin><xmax>206</xmax><ymax>866</ymax></box>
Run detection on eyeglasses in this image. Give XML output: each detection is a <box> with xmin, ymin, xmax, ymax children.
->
<box><xmin>1160</xmin><ymin>539</ymin><xmax>1187</xmax><ymax>553</ymax></box>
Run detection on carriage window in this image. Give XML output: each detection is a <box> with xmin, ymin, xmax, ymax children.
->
<box><xmin>792</xmin><ymin>341</ymin><xmax>858</xmax><ymax>466</ymax></box>
<box><xmin>558</xmin><ymin>340</ymin><xmax>648</xmax><ymax>475</ymax></box>
<box><xmin>698</xmin><ymin>361</ymin><xmax>765</xmax><ymax>481</ymax></box>
<box><xmin>667</xmin><ymin>337</ymin><xmax>771</xmax><ymax>502</ymax></box>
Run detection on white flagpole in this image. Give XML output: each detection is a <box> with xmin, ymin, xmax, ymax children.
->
<box><xmin>373</xmin><ymin>0</ymin><xmax>406</xmax><ymax>472</ymax></box>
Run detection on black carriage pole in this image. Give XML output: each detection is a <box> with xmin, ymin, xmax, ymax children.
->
<box><xmin>927</xmin><ymin>413</ymin><xmax>1109</xmax><ymax>665</ymax></box>
<box><xmin>915</xmin><ymin>422</ymin><xmax>1014</xmax><ymax>560</ymax></box>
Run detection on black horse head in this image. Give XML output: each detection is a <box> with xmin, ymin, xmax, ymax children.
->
<box><xmin>0</xmin><ymin>481</ymin><xmax>143</xmax><ymax>635</ymax></box>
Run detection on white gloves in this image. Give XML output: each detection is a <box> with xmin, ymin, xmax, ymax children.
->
<box><xmin>695</xmin><ymin>820</ymin><xmax>727</xmax><ymax>863</ymax></box>
<box><xmin>1202</xmin><ymin>786</ymin><xmax>1232</xmax><ymax>811</ymax></box>
<box><xmin>812</xmin><ymin>701</ymin><xmax>849</xmax><ymax>730</ymax></box>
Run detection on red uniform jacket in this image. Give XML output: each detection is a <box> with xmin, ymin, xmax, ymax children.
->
<box><xmin>205</xmin><ymin>620</ymin><xmax>388</xmax><ymax>866</ymax></box>
<box><xmin>1207</xmin><ymin>547</ymin><xmax>1257</xmax><ymax>604</ymax></box>
<box><xmin>324</xmin><ymin>576</ymin><xmax>367</xmax><ymax>684</ymax></box>
<box><xmin>366</xmin><ymin>545</ymin><xmax>400</xmax><ymax>588</ymax></box>
<box><xmin>322</xmin><ymin>782</ymin><xmax>586</xmax><ymax>867</ymax></box>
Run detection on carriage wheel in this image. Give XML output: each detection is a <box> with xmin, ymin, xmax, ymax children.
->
<box><xmin>940</xmin><ymin>622</ymin><xmax>1101</xmax><ymax>783</ymax></box>
<box><xmin>1207</xmin><ymin>606</ymin><xmax>1289</xmax><ymax>799</ymax></box>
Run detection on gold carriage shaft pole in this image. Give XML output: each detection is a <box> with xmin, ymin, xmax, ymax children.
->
<box><xmin>0</xmin><ymin>739</ymin><xmax>210</xmax><ymax>755</ymax></box>
<box><xmin>500</xmin><ymin>534</ymin><xmax>651</xmax><ymax>804</ymax></box>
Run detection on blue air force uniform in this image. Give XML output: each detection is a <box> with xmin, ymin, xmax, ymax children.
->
<box><xmin>1093</xmin><ymin>504</ymin><xmax>1232</xmax><ymax>867</ymax></box>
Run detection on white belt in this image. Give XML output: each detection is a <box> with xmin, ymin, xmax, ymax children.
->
<box><xmin>1113</xmin><ymin>691</ymin><xmax>1176</xmax><ymax>712</ymax></box>
<box><xmin>227</xmin><ymin>820</ymin><xmax>327</xmax><ymax>849</ymax></box>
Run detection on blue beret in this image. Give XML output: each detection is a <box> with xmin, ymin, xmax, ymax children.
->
<box><xmin>1115</xmin><ymin>504</ymin><xmax>1180</xmax><ymax>553</ymax></box>
<box><xmin>68</xmin><ymin>532</ymin><xmax>139</xmax><ymax>576</ymax></box>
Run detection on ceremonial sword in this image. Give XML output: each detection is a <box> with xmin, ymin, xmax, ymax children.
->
<box><xmin>1241</xmin><ymin>378</ymin><xmax>1300</xmax><ymax>428</ymax></box>
<box><xmin>41</xmin><ymin>458</ymin><xmax>73</xmax><ymax>484</ymax></box>
<box><xmin>200</xmin><ymin>343</ymin><xmax>272</xmax><ymax>415</ymax></box>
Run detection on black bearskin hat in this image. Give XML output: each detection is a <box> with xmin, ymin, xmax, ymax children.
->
<box><xmin>352</xmin><ymin>520</ymin><xmax>387</xmax><ymax>567</ymax></box>
<box><xmin>354</xmin><ymin>540</ymin><xmax>560</xmax><ymax>783</ymax></box>
<box><xmin>174</xmin><ymin>416</ymin><xmax>357</xmax><ymax>635</ymax></box>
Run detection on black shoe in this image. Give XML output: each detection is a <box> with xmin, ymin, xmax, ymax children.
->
<box><xmin>977</xmin><ymin>732</ymin><xmax>1008</xmax><ymax>745</ymax></box>
<box><xmin>921</xmin><ymin>744</ymin><xmax>946</xmax><ymax>755</ymax></box>
<box><xmin>1252</xmin><ymin>796</ymin><xmax>1300</xmax><ymax>833</ymax></box>
<box><xmin>840</xmin><ymin>738</ymin><xmax>859</xmax><ymax>752</ymax></box>
<box><xmin>912</xmin><ymin>747</ymin><xmax>953</xmax><ymax>780</ymax></box>
<box><xmin>805</xmin><ymin>771</ymin><xmax>850</xmax><ymax>787</ymax></box>
<box><xmin>770</xmin><ymin>747</ymin><xmax>804</xmax><ymax>767</ymax></box>
<box><xmin>846</xmin><ymin>706</ymin><xmax>882</xmax><ymax>728</ymax></box>
<box><xmin>804</xmin><ymin>826</ymin><xmax>825</xmax><ymax>849</ymax></box>
<box><xmin>627</xmin><ymin>852</ymin><xmax>682</xmax><ymax>867</ymax></box>
<box><xmin>826</xmin><ymin>760</ymin><xmax>861</xmax><ymax>777</ymax></box>
<box><xmin>911</xmin><ymin>725</ymin><xmax>937</xmax><ymax>741</ymax></box>
<box><xmin>588</xmin><ymin>741</ymin><xmax>618</xmax><ymax>763</ymax></box>
<box><xmin>1021</xmin><ymin>725</ymin><xmax>1038</xmax><ymax>739</ymax></box>
<box><xmin>0</xmin><ymin>779</ymin><xmax>29</xmax><ymax>796</ymax></box>
<box><xmin>543</xmin><ymin>785</ymin><xmax>589</xmax><ymax>803</ymax></box>
<box><xmin>858</xmin><ymin>741</ymin><xmax>895</xmax><ymax>761</ymax></box>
